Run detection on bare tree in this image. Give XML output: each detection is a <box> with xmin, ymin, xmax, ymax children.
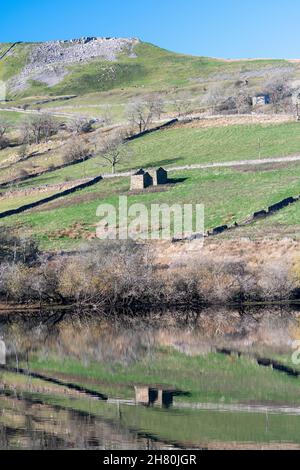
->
<box><xmin>259</xmin><ymin>261</ymin><xmax>293</xmax><ymax>300</ymax></box>
<box><xmin>68</xmin><ymin>117</ymin><xmax>94</xmax><ymax>134</ymax></box>
<box><xmin>63</xmin><ymin>137</ymin><xmax>91</xmax><ymax>164</ymax></box>
<box><xmin>127</xmin><ymin>95</ymin><xmax>164</xmax><ymax>133</ymax></box>
<box><xmin>201</xmin><ymin>84</ymin><xmax>226</xmax><ymax>114</ymax></box>
<box><xmin>17</xmin><ymin>143</ymin><xmax>29</xmax><ymax>161</ymax></box>
<box><xmin>97</xmin><ymin>132</ymin><xmax>130</xmax><ymax>174</ymax></box>
<box><xmin>0</xmin><ymin>119</ymin><xmax>9</xmax><ymax>150</ymax></box>
<box><xmin>233</xmin><ymin>89</ymin><xmax>252</xmax><ymax>114</ymax></box>
<box><xmin>22</xmin><ymin>114</ymin><xmax>59</xmax><ymax>144</ymax></box>
<box><xmin>171</xmin><ymin>93</ymin><xmax>193</xmax><ymax>118</ymax></box>
<box><xmin>0</xmin><ymin>227</ymin><xmax>39</xmax><ymax>265</ymax></box>
<box><xmin>101</xmin><ymin>105</ymin><xmax>113</xmax><ymax>127</ymax></box>
<box><xmin>263</xmin><ymin>74</ymin><xmax>292</xmax><ymax>112</ymax></box>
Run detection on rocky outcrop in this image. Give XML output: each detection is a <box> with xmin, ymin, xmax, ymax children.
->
<box><xmin>9</xmin><ymin>37</ymin><xmax>139</xmax><ymax>90</ymax></box>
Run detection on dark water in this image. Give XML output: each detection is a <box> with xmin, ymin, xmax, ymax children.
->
<box><xmin>1</xmin><ymin>306</ymin><xmax>300</xmax><ymax>449</ymax></box>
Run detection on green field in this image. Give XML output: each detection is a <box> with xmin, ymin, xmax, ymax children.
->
<box><xmin>0</xmin><ymin>42</ymin><xmax>31</xmax><ymax>82</ymax></box>
<box><xmin>2</xmin><ymin>120</ymin><xmax>300</xmax><ymax>186</ymax></box>
<box><xmin>0</xmin><ymin>162</ymin><xmax>299</xmax><ymax>248</ymax></box>
<box><xmin>1</xmin><ymin>39</ymin><xmax>300</xmax><ymax>247</ymax></box>
<box><xmin>1</xmin><ymin>120</ymin><xmax>300</xmax><ymax>248</ymax></box>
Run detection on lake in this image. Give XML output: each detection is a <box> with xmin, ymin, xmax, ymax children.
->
<box><xmin>1</xmin><ymin>305</ymin><xmax>300</xmax><ymax>449</ymax></box>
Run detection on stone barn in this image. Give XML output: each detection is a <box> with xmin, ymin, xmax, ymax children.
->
<box><xmin>130</xmin><ymin>169</ymin><xmax>153</xmax><ymax>190</ymax></box>
<box><xmin>148</xmin><ymin>167</ymin><xmax>168</xmax><ymax>186</ymax></box>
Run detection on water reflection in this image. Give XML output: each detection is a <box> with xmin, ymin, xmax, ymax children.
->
<box><xmin>0</xmin><ymin>306</ymin><xmax>300</xmax><ymax>449</ymax></box>
<box><xmin>0</xmin><ymin>340</ymin><xmax>5</xmax><ymax>365</ymax></box>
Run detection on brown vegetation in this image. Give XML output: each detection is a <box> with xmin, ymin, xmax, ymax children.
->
<box><xmin>0</xmin><ymin>229</ymin><xmax>300</xmax><ymax>308</ymax></box>
<box><xmin>127</xmin><ymin>95</ymin><xmax>164</xmax><ymax>133</ymax></box>
<box><xmin>63</xmin><ymin>137</ymin><xmax>91</xmax><ymax>164</ymax></box>
<box><xmin>0</xmin><ymin>119</ymin><xmax>9</xmax><ymax>150</ymax></box>
<box><xmin>21</xmin><ymin>114</ymin><xmax>59</xmax><ymax>145</ymax></box>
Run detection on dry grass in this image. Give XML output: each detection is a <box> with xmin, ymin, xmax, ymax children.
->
<box><xmin>153</xmin><ymin>237</ymin><xmax>300</xmax><ymax>269</ymax></box>
<box><xmin>174</xmin><ymin>113</ymin><xmax>295</xmax><ymax>130</ymax></box>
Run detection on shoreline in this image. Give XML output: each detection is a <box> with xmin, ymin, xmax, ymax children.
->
<box><xmin>0</xmin><ymin>299</ymin><xmax>300</xmax><ymax>315</ymax></box>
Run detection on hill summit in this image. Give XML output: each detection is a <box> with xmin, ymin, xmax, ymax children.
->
<box><xmin>4</xmin><ymin>37</ymin><xmax>139</xmax><ymax>91</ymax></box>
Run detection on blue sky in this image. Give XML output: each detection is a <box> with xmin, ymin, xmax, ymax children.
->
<box><xmin>2</xmin><ymin>0</ymin><xmax>300</xmax><ymax>58</ymax></box>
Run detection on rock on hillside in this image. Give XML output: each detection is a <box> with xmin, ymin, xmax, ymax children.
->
<box><xmin>9</xmin><ymin>37</ymin><xmax>139</xmax><ymax>90</ymax></box>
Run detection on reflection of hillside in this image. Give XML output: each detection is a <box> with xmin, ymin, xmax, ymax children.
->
<box><xmin>0</xmin><ymin>392</ymin><xmax>174</xmax><ymax>450</ymax></box>
<box><xmin>1</xmin><ymin>308</ymin><xmax>300</xmax><ymax>449</ymax></box>
<box><xmin>0</xmin><ymin>307</ymin><xmax>298</xmax><ymax>364</ymax></box>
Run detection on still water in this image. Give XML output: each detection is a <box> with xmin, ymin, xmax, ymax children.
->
<box><xmin>1</xmin><ymin>306</ymin><xmax>300</xmax><ymax>449</ymax></box>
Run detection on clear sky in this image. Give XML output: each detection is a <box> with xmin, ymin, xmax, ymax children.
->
<box><xmin>2</xmin><ymin>0</ymin><xmax>300</xmax><ymax>58</ymax></box>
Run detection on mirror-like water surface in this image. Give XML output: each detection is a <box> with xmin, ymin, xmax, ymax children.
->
<box><xmin>1</xmin><ymin>306</ymin><xmax>300</xmax><ymax>449</ymax></box>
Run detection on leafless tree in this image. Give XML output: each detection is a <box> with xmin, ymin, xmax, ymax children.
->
<box><xmin>63</xmin><ymin>137</ymin><xmax>91</xmax><ymax>164</ymax></box>
<box><xmin>263</xmin><ymin>74</ymin><xmax>292</xmax><ymax>112</ymax></box>
<box><xmin>101</xmin><ymin>105</ymin><xmax>113</xmax><ymax>127</ymax></box>
<box><xmin>0</xmin><ymin>227</ymin><xmax>39</xmax><ymax>265</ymax></box>
<box><xmin>22</xmin><ymin>114</ymin><xmax>59</xmax><ymax>144</ymax></box>
<box><xmin>171</xmin><ymin>93</ymin><xmax>193</xmax><ymax>118</ymax></box>
<box><xmin>127</xmin><ymin>95</ymin><xmax>164</xmax><ymax>133</ymax></box>
<box><xmin>201</xmin><ymin>84</ymin><xmax>226</xmax><ymax>113</ymax></box>
<box><xmin>259</xmin><ymin>261</ymin><xmax>293</xmax><ymax>300</ymax></box>
<box><xmin>97</xmin><ymin>131</ymin><xmax>130</xmax><ymax>174</ymax></box>
<box><xmin>68</xmin><ymin>117</ymin><xmax>94</xmax><ymax>134</ymax></box>
<box><xmin>233</xmin><ymin>89</ymin><xmax>252</xmax><ymax>114</ymax></box>
<box><xmin>17</xmin><ymin>143</ymin><xmax>29</xmax><ymax>161</ymax></box>
<box><xmin>0</xmin><ymin>119</ymin><xmax>9</xmax><ymax>149</ymax></box>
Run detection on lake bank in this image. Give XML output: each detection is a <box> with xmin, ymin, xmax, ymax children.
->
<box><xmin>1</xmin><ymin>229</ymin><xmax>300</xmax><ymax>309</ymax></box>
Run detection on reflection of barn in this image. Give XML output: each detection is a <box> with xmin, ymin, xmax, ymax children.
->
<box><xmin>134</xmin><ymin>386</ymin><xmax>174</xmax><ymax>408</ymax></box>
<box><xmin>130</xmin><ymin>168</ymin><xmax>168</xmax><ymax>191</ymax></box>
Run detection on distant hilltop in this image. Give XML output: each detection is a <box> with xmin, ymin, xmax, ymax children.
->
<box><xmin>3</xmin><ymin>37</ymin><xmax>140</xmax><ymax>91</ymax></box>
<box><xmin>58</xmin><ymin>36</ymin><xmax>139</xmax><ymax>44</ymax></box>
<box><xmin>0</xmin><ymin>36</ymin><xmax>297</xmax><ymax>100</ymax></box>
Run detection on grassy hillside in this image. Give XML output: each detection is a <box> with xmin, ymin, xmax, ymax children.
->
<box><xmin>0</xmin><ymin>42</ymin><xmax>31</xmax><ymax>82</ymax></box>
<box><xmin>48</xmin><ymin>42</ymin><xmax>289</xmax><ymax>96</ymax></box>
<box><xmin>0</xmin><ymin>119</ymin><xmax>300</xmax><ymax>248</ymax></box>
<box><xmin>2</xmin><ymin>159</ymin><xmax>300</xmax><ymax>249</ymax></box>
<box><xmin>0</xmin><ymin>40</ymin><xmax>294</xmax><ymax>101</ymax></box>
<box><xmin>1</xmin><ymin>121</ymin><xmax>299</xmax><ymax>188</ymax></box>
<box><xmin>1</xmin><ymin>39</ymin><xmax>300</xmax><ymax>249</ymax></box>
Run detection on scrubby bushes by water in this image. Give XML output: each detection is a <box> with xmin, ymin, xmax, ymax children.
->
<box><xmin>0</xmin><ymin>228</ymin><xmax>299</xmax><ymax>308</ymax></box>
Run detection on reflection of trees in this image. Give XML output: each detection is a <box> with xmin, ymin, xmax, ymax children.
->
<box><xmin>0</xmin><ymin>307</ymin><xmax>298</xmax><ymax>366</ymax></box>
